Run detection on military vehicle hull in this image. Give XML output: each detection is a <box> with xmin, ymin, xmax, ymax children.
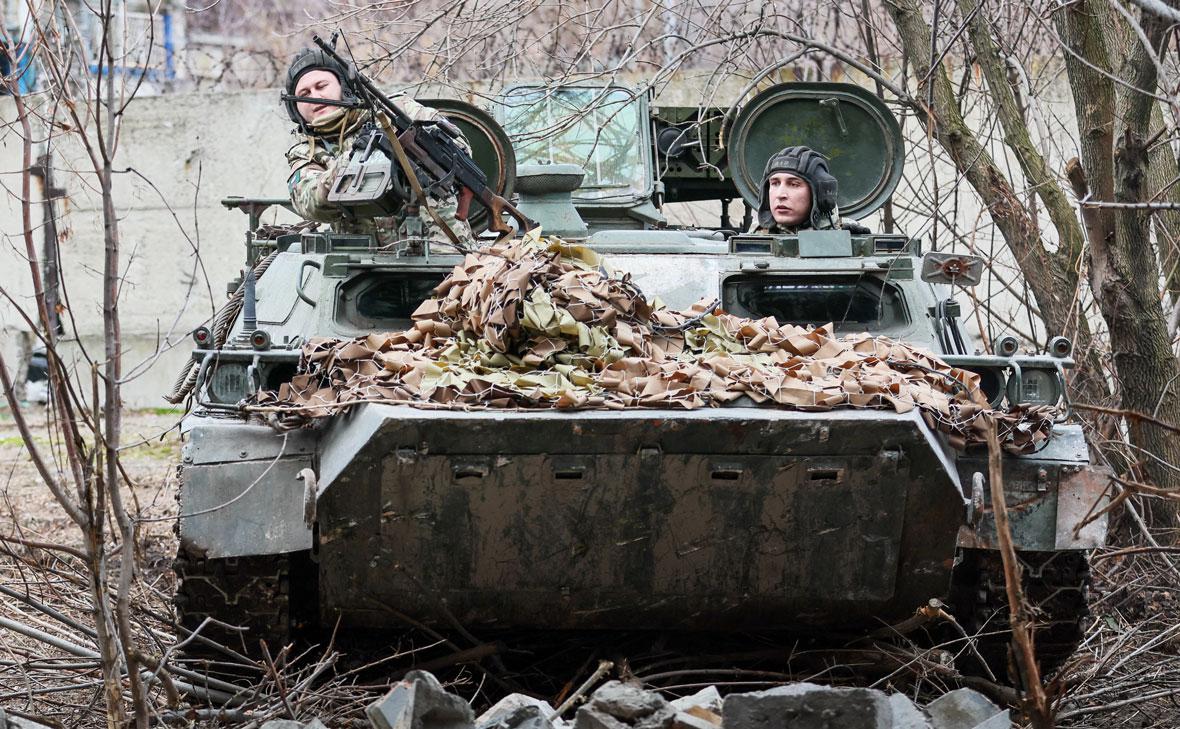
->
<box><xmin>318</xmin><ymin>405</ymin><xmax>966</xmax><ymax>631</ymax></box>
<box><xmin>180</xmin><ymin>406</ymin><xmax>966</xmax><ymax>633</ymax></box>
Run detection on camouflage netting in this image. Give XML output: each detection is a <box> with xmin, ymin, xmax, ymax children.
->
<box><xmin>250</xmin><ymin>232</ymin><xmax>1055</xmax><ymax>452</ymax></box>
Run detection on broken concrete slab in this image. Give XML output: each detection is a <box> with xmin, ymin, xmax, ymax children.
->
<box><xmin>925</xmin><ymin>688</ymin><xmax>1008</xmax><ymax>729</ymax></box>
<box><xmin>367</xmin><ymin>670</ymin><xmax>476</xmax><ymax>729</ymax></box>
<box><xmin>260</xmin><ymin>721</ymin><xmax>328</xmax><ymax>729</ymax></box>
<box><xmin>722</xmin><ymin>682</ymin><xmax>892</xmax><ymax>729</ymax></box>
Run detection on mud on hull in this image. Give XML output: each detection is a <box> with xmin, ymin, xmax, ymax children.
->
<box><xmin>314</xmin><ymin>405</ymin><xmax>966</xmax><ymax>631</ymax></box>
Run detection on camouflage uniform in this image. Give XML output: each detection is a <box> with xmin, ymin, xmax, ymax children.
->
<box><xmin>286</xmin><ymin>95</ymin><xmax>474</xmax><ymax>249</ymax></box>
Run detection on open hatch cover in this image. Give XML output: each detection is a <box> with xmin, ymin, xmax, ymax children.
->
<box><xmin>726</xmin><ymin>82</ymin><xmax>904</xmax><ymax>221</ymax></box>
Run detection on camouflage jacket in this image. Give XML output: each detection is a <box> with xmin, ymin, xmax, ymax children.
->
<box><xmin>286</xmin><ymin>94</ymin><xmax>472</xmax><ymax>248</ymax></box>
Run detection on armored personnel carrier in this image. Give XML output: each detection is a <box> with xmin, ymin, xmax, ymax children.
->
<box><xmin>172</xmin><ymin>83</ymin><xmax>1106</xmax><ymax>678</ymax></box>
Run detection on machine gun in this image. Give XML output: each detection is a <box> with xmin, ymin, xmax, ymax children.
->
<box><xmin>309</xmin><ymin>34</ymin><xmax>535</xmax><ymax>241</ymax></box>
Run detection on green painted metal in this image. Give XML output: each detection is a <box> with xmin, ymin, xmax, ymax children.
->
<box><xmin>726</xmin><ymin>83</ymin><xmax>904</xmax><ymax>221</ymax></box>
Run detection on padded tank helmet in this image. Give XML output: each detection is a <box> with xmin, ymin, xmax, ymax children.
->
<box><xmin>757</xmin><ymin>146</ymin><xmax>839</xmax><ymax>230</ymax></box>
<box><xmin>283</xmin><ymin>47</ymin><xmax>361</xmax><ymax>133</ymax></box>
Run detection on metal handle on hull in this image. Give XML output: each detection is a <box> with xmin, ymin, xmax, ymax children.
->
<box><xmin>297</xmin><ymin>259</ymin><xmax>322</xmax><ymax>306</ymax></box>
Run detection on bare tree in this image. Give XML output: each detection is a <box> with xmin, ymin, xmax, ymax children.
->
<box><xmin>0</xmin><ymin>0</ymin><xmax>166</xmax><ymax>723</ymax></box>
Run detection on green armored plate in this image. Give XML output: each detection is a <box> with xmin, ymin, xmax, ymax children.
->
<box><xmin>421</xmin><ymin>99</ymin><xmax>517</xmax><ymax>234</ymax></box>
<box><xmin>727</xmin><ymin>83</ymin><xmax>903</xmax><ymax>221</ymax></box>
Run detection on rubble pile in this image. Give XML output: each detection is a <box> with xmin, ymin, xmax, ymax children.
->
<box><xmin>253</xmin><ymin>233</ymin><xmax>1053</xmax><ymax>451</ymax></box>
<box><xmin>259</xmin><ymin>671</ymin><xmax>1011</xmax><ymax>729</ymax></box>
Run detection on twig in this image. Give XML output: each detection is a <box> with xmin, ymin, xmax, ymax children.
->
<box><xmin>986</xmin><ymin>418</ymin><xmax>1052</xmax><ymax>728</ymax></box>
<box><xmin>553</xmin><ymin>660</ymin><xmax>614</xmax><ymax>718</ymax></box>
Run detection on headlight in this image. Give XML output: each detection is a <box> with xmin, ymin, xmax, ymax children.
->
<box><xmin>1006</xmin><ymin>367</ymin><xmax>1062</xmax><ymax>406</ymax></box>
<box><xmin>207</xmin><ymin>362</ymin><xmax>251</xmax><ymax>404</ymax></box>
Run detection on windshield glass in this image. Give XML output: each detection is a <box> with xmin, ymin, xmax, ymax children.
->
<box><xmin>723</xmin><ymin>275</ymin><xmax>908</xmax><ymax>333</ymax></box>
<box><xmin>499</xmin><ymin>86</ymin><xmax>648</xmax><ymax>200</ymax></box>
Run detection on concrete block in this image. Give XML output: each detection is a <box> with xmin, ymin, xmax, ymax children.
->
<box><xmin>669</xmin><ymin>687</ymin><xmax>722</xmax><ymax>714</ymax></box>
<box><xmin>722</xmin><ymin>682</ymin><xmax>892</xmax><ymax>729</ymax></box>
<box><xmin>925</xmin><ymin>689</ymin><xmax>1007</xmax><ymax>729</ymax></box>
<box><xmin>887</xmin><ymin>694</ymin><xmax>931</xmax><ymax>729</ymax></box>
<box><xmin>366</xmin><ymin>670</ymin><xmax>475</xmax><ymax>729</ymax></box>
<box><xmin>260</xmin><ymin>722</ymin><xmax>307</xmax><ymax>729</ymax></box>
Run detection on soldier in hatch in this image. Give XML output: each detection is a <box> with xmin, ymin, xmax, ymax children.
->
<box><xmin>283</xmin><ymin>48</ymin><xmax>474</xmax><ymax>248</ymax></box>
<box><xmin>752</xmin><ymin>145</ymin><xmax>843</xmax><ymax>234</ymax></box>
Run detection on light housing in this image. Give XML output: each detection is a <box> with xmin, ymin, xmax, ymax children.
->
<box><xmin>1006</xmin><ymin>366</ymin><xmax>1063</xmax><ymax>406</ymax></box>
<box><xmin>994</xmin><ymin>335</ymin><xmax>1019</xmax><ymax>357</ymax></box>
<box><xmin>207</xmin><ymin>362</ymin><xmax>251</xmax><ymax>404</ymax></box>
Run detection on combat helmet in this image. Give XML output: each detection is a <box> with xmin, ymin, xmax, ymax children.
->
<box><xmin>283</xmin><ymin>47</ymin><xmax>362</xmax><ymax>134</ymax></box>
<box><xmin>757</xmin><ymin>146</ymin><xmax>839</xmax><ymax>230</ymax></box>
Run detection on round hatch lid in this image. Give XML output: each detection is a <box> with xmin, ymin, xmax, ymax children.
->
<box><xmin>727</xmin><ymin>82</ymin><xmax>903</xmax><ymax>221</ymax></box>
<box><xmin>421</xmin><ymin>99</ymin><xmax>517</xmax><ymax>234</ymax></box>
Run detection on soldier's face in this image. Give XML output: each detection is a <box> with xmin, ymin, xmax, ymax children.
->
<box><xmin>767</xmin><ymin>172</ymin><xmax>812</xmax><ymax>226</ymax></box>
<box><xmin>295</xmin><ymin>69</ymin><xmax>342</xmax><ymax>122</ymax></box>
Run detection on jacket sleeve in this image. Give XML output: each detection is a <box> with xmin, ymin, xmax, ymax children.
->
<box><xmin>286</xmin><ymin>141</ymin><xmax>345</xmax><ymax>223</ymax></box>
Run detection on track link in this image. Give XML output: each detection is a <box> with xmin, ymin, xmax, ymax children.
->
<box><xmin>173</xmin><ymin>546</ymin><xmax>312</xmax><ymax>662</ymax></box>
<box><xmin>951</xmin><ymin>548</ymin><xmax>1091</xmax><ymax>681</ymax></box>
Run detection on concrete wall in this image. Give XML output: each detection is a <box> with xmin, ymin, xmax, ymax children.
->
<box><xmin>0</xmin><ymin>89</ymin><xmax>300</xmax><ymax>407</ymax></box>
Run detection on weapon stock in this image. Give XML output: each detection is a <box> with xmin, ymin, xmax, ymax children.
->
<box><xmin>312</xmin><ymin>34</ymin><xmax>536</xmax><ymax>240</ymax></box>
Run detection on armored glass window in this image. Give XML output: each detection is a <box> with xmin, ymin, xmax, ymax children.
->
<box><xmin>339</xmin><ymin>272</ymin><xmax>445</xmax><ymax>328</ymax></box>
<box><xmin>723</xmin><ymin>275</ymin><xmax>908</xmax><ymax>331</ymax></box>
<box><xmin>500</xmin><ymin>86</ymin><xmax>646</xmax><ymax>199</ymax></box>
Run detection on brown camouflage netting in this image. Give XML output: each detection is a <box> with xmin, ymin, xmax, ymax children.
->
<box><xmin>249</xmin><ymin>231</ymin><xmax>1055</xmax><ymax>452</ymax></box>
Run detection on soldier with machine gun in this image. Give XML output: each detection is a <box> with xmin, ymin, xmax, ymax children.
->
<box><xmin>282</xmin><ymin>38</ymin><xmax>534</xmax><ymax>250</ymax></box>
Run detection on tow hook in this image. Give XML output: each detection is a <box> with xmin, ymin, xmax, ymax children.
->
<box><xmin>969</xmin><ymin>472</ymin><xmax>986</xmax><ymax>526</ymax></box>
<box><xmin>299</xmin><ymin>468</ymin><xmax>319</xmax><ymax>528</ymax></box>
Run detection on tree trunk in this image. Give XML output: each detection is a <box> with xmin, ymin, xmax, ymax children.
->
<box><xmin>885</xmin><ymin>0</ymin><xmax>1109</xmax><ymax>404</ymax></box>
<box><xmin>1056</xmin><ymin>0</ymin><xmax>1180</xmax><ymax>535</ymax></box>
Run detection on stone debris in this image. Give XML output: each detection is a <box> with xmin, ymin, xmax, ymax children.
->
<box><xmin>0</xmin><ymin>708</ymin><xmax>53</xmax><ymax>729</ymax></box>
<box><xmin>925</xmin><ymin>689</ymin><xmax>1010</xmax><ymax>729</ymax></box>
<box><xmin>367</xmin><ymin>670</ymin><xmax>476</xmax><ymax>729</ymax></box>
<box><xmin>477</xmin><ymin>693</ymin><xmax>559</xmax><ymax>728</ymax></box>
<box><xmin>722</xmin><ymin>683</ymin><xmax>892</xmax><ymax>729</ymax></box>
<box><xmin>574</xmin><ymin>681</ymin><xmax>675</xmax><ymax>729</ymax></box>
<box><xmin>888</xmin><ymin>694</ymin><xmax>933</xmax><ymax>729</ymax></box>
<box><xmin>669</xmin><ymin>687</ymin><xmax>722</xmax><ymax>715</ymax></box>
<box><xmin>252</xmin><ymin>234</ymin><xmax>1054</xmax><ymax>453</ymax></box>
<box><xmin>254</xmin><ymin>672</ymin><xmax>1012</xmax><ymax>729</ymax></box>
